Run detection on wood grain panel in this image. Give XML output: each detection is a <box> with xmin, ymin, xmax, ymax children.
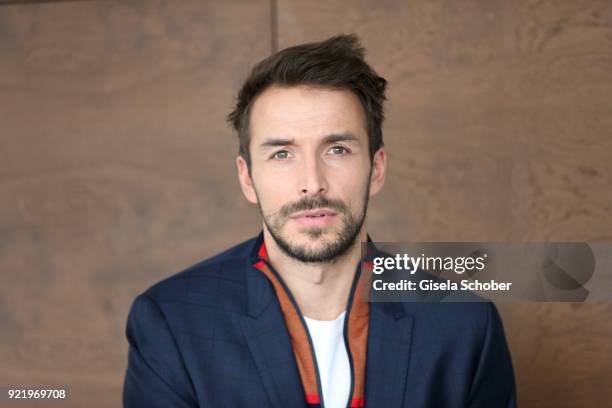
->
<box><xmin>0</xmin><ymin>1</ymin><xmax>270</xmax><ymax>407</ymax></box>
<box><xmin>276</xmin><ymin>1</ymin><xmax>612</xmax><ymax>407</ymax></box>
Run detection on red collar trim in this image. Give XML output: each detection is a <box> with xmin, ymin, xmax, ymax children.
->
<box><xmin>257</xmin><ymin>240</ymin><xmax>268</xmax><ymax>261</ymax></box>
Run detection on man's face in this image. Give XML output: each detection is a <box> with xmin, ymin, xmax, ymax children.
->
<box><xmin>237</xmin><ymin>85</ymin><xmax>386</xmax><ymax>263</ymax></box>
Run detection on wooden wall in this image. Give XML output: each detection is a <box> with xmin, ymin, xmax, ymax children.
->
<box><xmin>1</xmin><ymin>1</ymin><xmax>611</xmax><ymax>407</ymax></box>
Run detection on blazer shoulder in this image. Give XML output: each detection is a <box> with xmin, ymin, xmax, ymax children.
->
<box><xmin>143</xmin><ymin>235</ymin><xmax>258</xmax><ymax>303</ymax></box>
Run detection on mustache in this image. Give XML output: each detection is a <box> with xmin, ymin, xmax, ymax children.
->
<box><xmin>279</xmin><ymin>196</ymin><xmax>348</xmax><ymax>218</ymax></box>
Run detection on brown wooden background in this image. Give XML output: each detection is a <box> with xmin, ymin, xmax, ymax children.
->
<box><xmin>1</xmin><ymin>1</ymin><xmax>611</xmax><ymax>407</ymax></box>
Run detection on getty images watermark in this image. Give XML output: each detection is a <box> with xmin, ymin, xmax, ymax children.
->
<box><xmin>359</xmin><ymin>242</ymin><xmax>612</xmax><ymax>302</ymax></box>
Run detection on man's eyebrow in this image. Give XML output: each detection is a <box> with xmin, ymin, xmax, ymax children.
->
<box><xmin>258</xmin><ymin>138</ymin><xmax>296</xmax><ymax>150</ymax></box>
<box><xmin>257</xmin><ymin>132</ymin><xmax>359</xmax><ymax>150</ymax></box>
<box><xmin>322</xmin><ymin>132</ymin><xmax>359</xmax><ymax>144</ymax></box>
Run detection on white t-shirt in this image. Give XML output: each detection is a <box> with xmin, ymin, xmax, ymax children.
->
<box><xmin>303</xmin><ymin>311</ymin><xmax>351</xmax><ymax>408</ymax></box>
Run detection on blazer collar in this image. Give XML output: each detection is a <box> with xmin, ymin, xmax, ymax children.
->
<box><xmin>241</xmin><ymin>231</ymin><xmax>414</xmax><ymax>408</ymax></box>
<box><xmin>245</xmin><ymin>232</ymin><xmax>276</xmax><ymax>318</ymax></box>
<box><xmin>244</xmin><ymin>231</ymin><xmax>407</xmax><ymax>320</ymax></box>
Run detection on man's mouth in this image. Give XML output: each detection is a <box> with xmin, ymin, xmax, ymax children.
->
<box><xmin>292</xmin><ymin>209</ymin><xmax>336</xmax><ymax>217</ymax></box>
<box><xmin>290</xmin><ymin>209</ymin><xmax>338</xmax><ymax>227</ymax></box>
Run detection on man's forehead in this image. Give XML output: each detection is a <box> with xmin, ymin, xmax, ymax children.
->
<box><xmin>249</xmin><ymin>84</ymin><xmax>367</xmax><ymax>144</ymax></box>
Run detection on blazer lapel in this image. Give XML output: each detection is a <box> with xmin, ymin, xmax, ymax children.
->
<box><xmin>365</xmin><ymin>301</ymin><xmax>414</xmax><ymax>408</ymax></box>
<box><xmin>240</xmin><ymin>260</ymin><xmax>307</xmax><ymax>408</ymax></box>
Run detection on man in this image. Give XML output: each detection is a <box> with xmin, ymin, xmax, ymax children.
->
<box><xmin>123</xmin><ymin>35</ymin><xmax>516</xmax><ymax>408</ymax></box>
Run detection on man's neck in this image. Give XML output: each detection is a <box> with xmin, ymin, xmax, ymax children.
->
<box><xmin>262</xmin><ymin>228</ymin><xmax>366</xmax><ymax>321</ymax></box>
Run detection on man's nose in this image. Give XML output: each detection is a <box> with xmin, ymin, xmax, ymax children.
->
<box><xmin>298</xmin><ymin>155</ymin><xmax>328</xmax><ymax>195</ymax></box>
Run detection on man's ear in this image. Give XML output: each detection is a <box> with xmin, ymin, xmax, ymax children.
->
<box><xmin>369</xmin><ymin>147</ymin><xmax>387</xmax><ymax>197</ymax></box>
<box><xmin>236</xmin><ymin>156</ymin><xmax>258</xmax><ymax>204</ymax></box>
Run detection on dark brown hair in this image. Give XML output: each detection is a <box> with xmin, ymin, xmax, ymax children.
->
<box><xmin>227</xmin><ymin>34</ymin><xmax>387</xmax><ymax>168</ymax></box>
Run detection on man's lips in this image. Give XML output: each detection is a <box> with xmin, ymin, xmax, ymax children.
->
<box><xmin>290</xmin><ymin>209</ymin><xmax>337</xmax><ymax>218</ymax></box>
<box><xmin>289</xmin><ymin>209</ymin><xmax>338</xmax><ymax>227</ymax></box>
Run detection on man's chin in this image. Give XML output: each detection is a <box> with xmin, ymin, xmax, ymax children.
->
<box><xmin>294</xmin><ymin>226</ymin><xmax>338</xmax><ymax>240</ymax></box>
<box><xmin>299</xmin><ymin>235</ymin><xmax>333</xmax><ymax>246</ymax></box>
<box><xmin>279</xmin><ymin>227</ymin><xmax>334</xmax><ymax>246</ymax></box>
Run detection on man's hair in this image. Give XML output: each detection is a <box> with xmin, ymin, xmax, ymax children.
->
<box><xmin>227</xmin><ymin>34</ymin><xmax>387</xmax><ymax>168</ymax></box>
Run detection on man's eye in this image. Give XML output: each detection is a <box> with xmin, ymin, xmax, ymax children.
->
<box><xmin>271</xmin><ymin>150</ymin><xmax>291</xmax><ymax>160</ymax></box>
<box><xmin>329</xmin><ymin>146</ymin><xmax>349</xmax><ymax>155</ymax></box>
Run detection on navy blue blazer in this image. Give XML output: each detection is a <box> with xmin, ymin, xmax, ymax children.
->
<box><xmin>123</xmin><ymin>233</ymin><xmax>517</xmax><ymax>407</ymax></box>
